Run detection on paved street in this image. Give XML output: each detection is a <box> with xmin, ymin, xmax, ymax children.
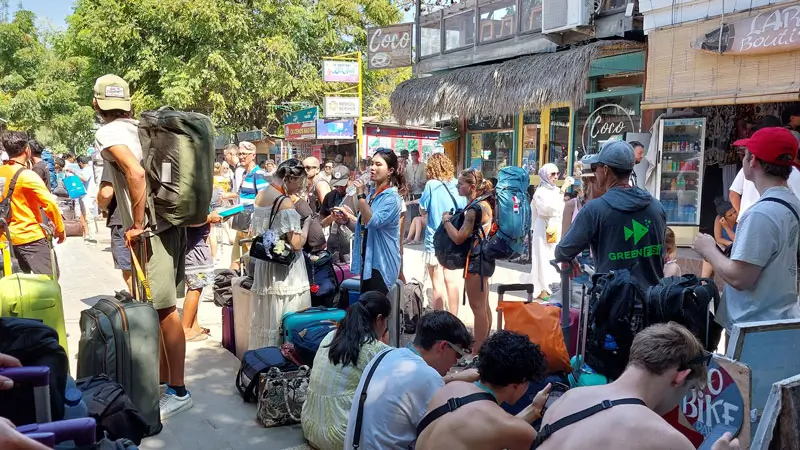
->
<box><xmin>56</xmin><ymin>223</ymin><xmax>546</xmax><ymax>449</ymax></box>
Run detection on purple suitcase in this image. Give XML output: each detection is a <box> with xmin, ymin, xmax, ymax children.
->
<box><xmin>222</xmin><ymin>305</ymin><xmax>236</xmax><ymax>355</ymax></box>
<box><xmin>19</xmin><ymin>417</ymin><xmax>96</xmax><ymax>446</ymax></box>
<box><xmin>0</xmin><ymin>366</ymin><xmax>51</xmax><ymax>425</ymax></box>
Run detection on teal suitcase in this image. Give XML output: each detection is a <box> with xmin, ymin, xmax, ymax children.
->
<box><xmin>281</xmin><ymin>306</ymin><xmax>346</xmax><ymax>344</ymax></box>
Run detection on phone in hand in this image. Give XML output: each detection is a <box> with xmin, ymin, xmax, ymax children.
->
<box><xmin>542</xmin><ymin>382</ymin><xmax>569</xmax><ymax>415</ymax></box>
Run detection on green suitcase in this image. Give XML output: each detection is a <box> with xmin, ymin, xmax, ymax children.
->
<box><xmin>0</xmin><ymin>272</ymin><xmax>67</xmax><ymax>353</ymax></box>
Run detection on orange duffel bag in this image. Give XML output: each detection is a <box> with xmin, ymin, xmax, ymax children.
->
<box><xmin>496</xmin><ymin>284</ymin><xmax>572</xmax><ymax>374</ymax></box>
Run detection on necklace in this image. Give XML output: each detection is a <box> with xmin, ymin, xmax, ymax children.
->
<box><xmin>473</xmin><ymin>381</ymin><xmax>498</xmax><ymax>403</ymax></box>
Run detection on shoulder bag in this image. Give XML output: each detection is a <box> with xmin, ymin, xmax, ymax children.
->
<box><xmin>256</xmin><ymin>365</ymin><xmax>310</xmax><ymax>428</ymax></box>
<box><xmin>249</xmin><ymin>195</ymin><xmax>297</xmax><ymax>266</ymax></box>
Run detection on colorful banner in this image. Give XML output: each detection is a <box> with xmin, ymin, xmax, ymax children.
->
<box><xmin>284</xmin><ymin>121</ymin><xmax>316</xmax><ymax>141</ymax></box>
<box><xmin>284</xmin><ymin>107</ymin><xmax>318</xmax><ymax>125</ymax></box>
<box><xmin>322</xmin><ymin>60</ymin><xmax>360</xmax><ymax>83</ymax></box>
<box><xmin>316</xmin><ymin>119</ymin><xmax>355</xmax><ymax>139</ymax></box>
<box><xmin>324</xmin><ymin>96</ymin><xmax>360</xmax><ymax>118</ymax></box>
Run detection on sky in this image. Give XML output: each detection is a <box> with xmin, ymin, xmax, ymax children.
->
<box><xmin>9</xmin><ymin>0</ymin><xmax>74</xmax><ymax>29</ymax></box>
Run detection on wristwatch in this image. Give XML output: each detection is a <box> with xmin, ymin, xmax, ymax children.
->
<box><xmin>357</xmin><ymin>193</ymin><xmax>367</xmax><ymax>200</ymax></box>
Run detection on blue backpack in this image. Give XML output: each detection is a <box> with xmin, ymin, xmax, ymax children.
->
<box><xmin>482</xmin><ymin>166</ymin><xmax>531</xmax><ymax>260</ymax></box>
<box><xmin>41</xmin><ymin>149</ymin><xmax>56</xmax><ymax>191</ymax></box>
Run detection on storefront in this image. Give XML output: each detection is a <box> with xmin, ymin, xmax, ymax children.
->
<box><xmin>390</xmin><ymin>40</ymin><xmax>646</xmax><ymax>184</ymax></box>
<box><xmin>362</xmin><ymin>121</ymin><xmax>441</xmax><ymax>162</ymax></box>
<box><xmin>283</xmin><ymin>107</ymin><xmax>358</xmax><ymax>166</ymax></box>
<box><xmin>640</xmin><ymin>3</ymin><xmax>800</xmax><ymax>244</ymax></box>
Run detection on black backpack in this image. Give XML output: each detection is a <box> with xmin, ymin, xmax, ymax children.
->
<box><xmin>645</xmin><ymin>275</ymin><xmax>722</xmax><ymax>351</ymax></box>
<box><xmin>236</xmin><ymin>347</ymin><xmax>298</xmax><ymax>403</ymax></box>
<box><xmin>55</xmin><ymin>437</ymin><xmax>138</xmax><ymax>450</ymax></box>
<box><xmin>585</xmin><ymin>269</ymin><xmax>649</xmax><ymax>380</ymax></box>
<box><xmin>305</xmin><ymin>250</ymin><xmax>341</xmax><ymax>308</ymax></box>
<box><xmin>76</xmin><ymin>375</ymin><xmax>150</xmax><ymax>445</ymax></box>
<box><xmin>213</xmin><ymin>269</ymin><xmax>237</xmax><ymax>307</ymax></box>
<box><xmin>0</xmin><ymin>317</ymin><xmax>68</xmax><ymax>422</ymax></box>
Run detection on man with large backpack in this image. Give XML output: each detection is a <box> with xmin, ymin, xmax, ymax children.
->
<box><xmin>92</xmin><ymin>74</ymin><xmax>192</xmax><ymax>420</ymax></box>
<box><xmin>555</xmin><ymin>141</ymin><xmax>666</xmax><ymax>288</ymax></box>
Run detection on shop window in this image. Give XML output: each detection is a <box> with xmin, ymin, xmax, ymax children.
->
<box><xmin>522</xmin><ymin>111</ymin><xmax>541</xmax><ymax>175</ymax></box>
<box><xmin>575</xmin><ymin>94</ymin><xmax>642</xmax><ymax>160</ymax></box>
<box><xmin>420</xmin><ymin>16</ymin><xmax>442</xmax><ymax>57</ymax></box>
<box><xmin>469</xmin><ymin>131</ymin><xmax>513</xmax><ymax>180</ymax></box>
<box><xmin>444</xmin><ymin>10</ymin><xmax>476</xmax><ymax>51</ymax></box>
<box><xmin>519</xmin><ymin>0</ymin><xmax>542</xmax><ymax>33</ymax></box>
<box><xmin>598</xmin><ymin>0</ymin><xmax>627</xmax><ymax>15</ymax></box>
<box><xmin>478</xmin><ymin>0</ymin><xmax>517</xmax><ymax>43</ymax></box>
<box><xmin>548</xmin><ymin>107</ymin><xmax>570</xmax><ymax>176</ymax></box>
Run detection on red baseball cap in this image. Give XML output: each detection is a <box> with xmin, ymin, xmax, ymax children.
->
<box><xmin>733</xmin><ymin>127</ymin><xmax>800</xmax><ymax>169</ymax></box>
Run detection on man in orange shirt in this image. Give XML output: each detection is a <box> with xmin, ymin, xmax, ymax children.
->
<box><xmin>0</xmin><ymin>131</ymin><xmax>65</xmax><ymax>277</ymax></box>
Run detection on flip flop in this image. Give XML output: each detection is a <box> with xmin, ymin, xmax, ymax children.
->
<box><xmin>201</xmin><ymin>327</ymin><xmax>211</xmax><ymax>335</ymax></box>
<box><xmin>185</xmin><ymin>330</ymin><xmax>208</xmax><ymax>342</ymax></box>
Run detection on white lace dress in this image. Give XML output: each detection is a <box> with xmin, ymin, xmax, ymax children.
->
<box><xmin>248</xmin><ymin>206</ymin><xmax>311</xmax><ymax>349</ymax></box>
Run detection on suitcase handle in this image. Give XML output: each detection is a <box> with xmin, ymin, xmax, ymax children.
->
<box><xmin>550</xmin><ymin>259</ymin><xmax>572</xmax><ymax>274</ymax></box>
<box><xmin>497</xmin><ymin>284</ymin><xmax>534</xmax><ymax>303</ymax></box>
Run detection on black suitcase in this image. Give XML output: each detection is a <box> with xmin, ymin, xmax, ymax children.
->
<box><xmin>76</xmin><ymin>291</ymin><xmax>162</xmax><ymax>437</ymax></box>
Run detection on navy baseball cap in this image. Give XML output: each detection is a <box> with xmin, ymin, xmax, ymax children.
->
<box><xmin>582</xmin><ymin>141</ymin><xmax>635</xmax><ymax>170</ymax></box>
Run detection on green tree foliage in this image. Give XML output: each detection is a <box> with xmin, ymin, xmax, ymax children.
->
<box><xmin>0</xmin><ymin>10</ymin><xmax>94</xmax><ymax>154</ymax></box>
<box><xmin>64</xmin><ymin>0</ymin><xmax>410</xmax><ymax>133</ymax></box>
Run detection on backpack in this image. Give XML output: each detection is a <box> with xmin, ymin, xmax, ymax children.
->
<box><xmin>402</xmin><ymin>279</ymin><xmax>427</xmax><ymax>334</ymax></box>
<box><xmin>432</xmin><ymin>181</ymin><xmax>472</xmax><ymax>270</ymax></box>
<box><xmin>305</xmin><ymin>250</ymin><xmax>340</xmax><ymax>308</ymax></box>
<box><xmin>55</xmin><ymin>438</ymin><xmax>138</xmax><ymax>450</ymax></box>
<box><xmin>291</xmin><ymin>320</ymin><xmax>338</xmax><ymax>366</ymax></box>
<box><xmin>76</xmin><ymin>375</ymin><xmax>150</xmax><ymax>445</ymax></box>
<box><xmin>0</xmin><ymin>317</ymin><xmax>68</xmax><ymax>422</ymax></box>
<box><xmin>585</xmin><ymin>269</ymin><xmax>649</xmax><ymax>380</ymax></box>
<box><xmin>213</xmin><ymin>269</ymin><xmax>237</xmax><ymax>307</ymax></box>
<box><xmin>645</xmin><ymin>276</ymin><xmax>722</xmax><ymax>351</ymax></box>
<box><xmin>41</xmin><ymin>149</ymin><xmax>57</xmax><ymax>191</ymax></box>
<box><xmin>138</xmin><ymin>107</ymin><xmax>215</xmax><ymax>227</ymax></box>
<box><xmin>482</xmin><ymin>166</ymin><xmax>531</xmax><ymax>260</ymax></box>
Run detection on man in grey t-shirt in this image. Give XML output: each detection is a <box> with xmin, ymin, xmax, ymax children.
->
<box><xmin>694</xmin><ymin>127</ymin><xmax>800</xmax><ymax>331</ymax></box>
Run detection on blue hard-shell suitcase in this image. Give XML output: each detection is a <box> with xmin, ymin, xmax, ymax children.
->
<box><xmin>281</xmin><ymin>307</ymin><xmax>346</xmax><ymax>344</ymax></box>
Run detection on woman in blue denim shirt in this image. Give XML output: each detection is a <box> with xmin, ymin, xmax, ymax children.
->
<box><xmin>338</xmin><ymin>148</ymin><xmax>406</xmax><ymax>294</ymax></box>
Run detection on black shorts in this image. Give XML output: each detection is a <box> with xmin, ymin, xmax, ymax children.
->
<box><xmin>15</xmin><ymin>238</ymin><xmax>59</xmax><ymax>279</ymax></box>
<box><xmin>467</xmin><ymin>250</ymin><xmax>495</xmax><ymax>278</ymax></box>
<box><xmin>360</xmin><ymin>269</ymin><xmax>389</xmax><ymax>295</ymax></box>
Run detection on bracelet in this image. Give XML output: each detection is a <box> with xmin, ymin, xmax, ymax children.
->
<box><xmin>357</xmin><ymin>193</ymin><xmax>367</xmax><ymax>200</ymax></box>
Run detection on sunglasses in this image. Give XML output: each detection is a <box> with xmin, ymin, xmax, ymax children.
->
<box><xmin>679</xmin><ymin>351</ymin><xmax>712</xmax><ymax>370</ymax></box>
<box><xmin>444</xmin><ymin>341</ymin><xmax>471</xmax><ymax>358</ymax></box>
<box><xmin>550</xmin><ymin>172</ymin><xmax>560</xmax><ymax>176</ymax></box>
<box><xmin>374</xmin><ymin>148</ymin><xmax>393</xmax><ymax>156</ymax></box>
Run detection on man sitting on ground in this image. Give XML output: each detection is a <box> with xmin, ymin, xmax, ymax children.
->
<box><xmin>344</xmin><ymin>310</ymin><xmax>475</xmax><ymax>450</ymax></box>
<box><xmin>416</xmin><ymin>330</ymin><xmax>551</xmax><ymax>450</ymax></box>
<box><xmin>536</xmin><ymin>322</ymin><xmax>739</xmax><ymax>450</ymax></box>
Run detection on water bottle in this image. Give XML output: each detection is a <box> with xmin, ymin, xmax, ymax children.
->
<box><xmin>63</xmin><ymin>388</ymin><xmax>88</xmax><ymax>419</ymax></box>
<box><xmin>603</xmin><ymin>335</ymin><xmax>618</xmax><ymax>352</ymax></box>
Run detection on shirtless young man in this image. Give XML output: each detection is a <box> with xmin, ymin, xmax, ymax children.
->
<box><xmin>416</xmin><ymin>330</ymin><xmax>551</xmax><ymax>450</ymax></box>
<box><xmin>537</xmin><ymin>322</ymin><xmax>739</xmax><ymax>450</ymax></box>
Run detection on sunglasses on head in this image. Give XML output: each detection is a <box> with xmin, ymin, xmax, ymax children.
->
<box><xmin>374</xmin><ymin>148</ymin><xmax>393</xmax><ymax>156</ymax></box>
<box><xmin>679</xmin><ymin>351</ymin><xmax>712</xmax><ymax>370</ymax></box>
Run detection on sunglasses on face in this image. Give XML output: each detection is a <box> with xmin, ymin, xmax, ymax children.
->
<box><xmin>550</xmin><ymin>172</ymin><xmax>560</xmax><ymax>176</ymax></box>
<box><xmin>444</xmin><ymin>341</ymin><xmax>471</xmax><ymax>358</ymax></box>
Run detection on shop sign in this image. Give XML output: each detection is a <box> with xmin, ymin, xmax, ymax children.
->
<box><xmin>324</xmin><ymin>97</ymin><xmax>360</xmax><ymax>118</ymax></box>
<box><xmin>236</xmin><ymin>129</ymin><xmax>263</xmax><ymax>142</ymax></box>
<box><xmin>322</xmin><ymin>60</ymin><xmax>360</xmax><ymax>83</ymax></box>
<box><xmin>581</xmin><ymin>104</ymin><xmax>636</xmax><ymax>154</ymax></box>
<box><xmin>284</xmin><ymin>107</ymin><xmax>318</xmax><ymax>125</ymax></box>
<box><xmin>664</xmin><ymin>356</ymin><xmax>750</xmax><ymax>450</ymax></box>
<box><xmin>691</xmin><ymin>5</ymin><xmax>800</xmax><ymax>56</ymax></box>
<box><xmin>284</xmin><ymin>121</ymin><xmax>316</xmax><ymax>141</ymax></box>
<box><xmin>366</xmin><ymin>125</ymin><xmax>438</xmax><ymax>140</ymax></box>
<box><xmin>367</xmin><ymin>24</ymin><xmax>413</xmax><ymax>69</ymax></box>
<box><xmin>316</xmin><ymin>119</ymin><xmax>355</xmax><ymax>139</ymax></box>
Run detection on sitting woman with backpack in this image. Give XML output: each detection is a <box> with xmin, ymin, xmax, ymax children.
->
<box><xmin>248</xmin><ymin>159</ymin><xmax>312</xmax><ymax>348</ymax></box>
<box><xmin>337</xmin><ymin>148</ymin><xmax>405</xmax><ymax>294</ymax></box>
<box><xmin>301</xmin><ymin>292</ymin><xmax>391</xmax><ymax>450</ymax></box>
<box><xmin>442</xmin><ymin>168</ymin><xmax>495</xmax><ymax>355</ymax></box>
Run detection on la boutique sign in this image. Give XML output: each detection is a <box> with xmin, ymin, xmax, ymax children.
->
<box><xmin>367</xmin><ymin>24</ymin><xmax>413</xmax><ymax>70</ymax></box>
<box><xmin>691</xmin><ymin>5</ymin><xmax>800</xmax><ymax>56</ymax></box>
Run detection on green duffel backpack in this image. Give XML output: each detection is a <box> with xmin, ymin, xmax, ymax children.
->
<box><xmin>138</xmin><ymin>107</ymin><xmax>215</xmax><ymax>227</ymax></box>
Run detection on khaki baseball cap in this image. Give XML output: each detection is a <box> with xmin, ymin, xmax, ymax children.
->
<box><xmin>93</xmin><ymin>74</ymin><xmax>131</xmax><ymax>112</ymax></box>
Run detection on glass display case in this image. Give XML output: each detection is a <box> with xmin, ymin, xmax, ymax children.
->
<box><xmin>655</xmin><ymin>118</ymin><xmax>706</xmax><ymax>226</ymax></box>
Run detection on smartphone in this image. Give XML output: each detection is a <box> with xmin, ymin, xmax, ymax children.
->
<box><xmin>542</xmin><ymin>382</ymin><xmax>569</xmax><ymax>415</ymax></box>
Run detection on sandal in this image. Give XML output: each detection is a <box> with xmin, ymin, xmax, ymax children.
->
<box><xmin>185</xmin><ymin>330</ymin><xmax>208</xmax><ymax>342</ymax></box>
<box><xmin>201</xmin><ymin>327</ymin><xmax>211</xmax><ymax>335</ymax></box>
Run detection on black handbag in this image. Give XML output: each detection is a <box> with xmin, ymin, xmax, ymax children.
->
<box><xmin>249</xmin><ymin>195</ymin><xmax>296</xmax><ymax>266</ymax></box>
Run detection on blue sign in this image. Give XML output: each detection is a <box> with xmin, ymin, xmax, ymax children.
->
<box><xmin>284</xmin><ymin>107</ymin><xmax>318</xmax><ymax>125</ymax></box>
<box><xmin>316</xmin><ymin>119</ymin><xmax>355</xmax><ymax>140</ymax></box>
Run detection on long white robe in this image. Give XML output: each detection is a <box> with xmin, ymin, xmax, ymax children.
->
<box><xmin>526</xmin><ymin>185</ymin><xmax>565</xmax><ymax>297</ymax></box>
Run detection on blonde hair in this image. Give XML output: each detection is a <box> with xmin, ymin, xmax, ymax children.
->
<box><xmin>665</xmin><ymin>227</ymin><xmax>677</xmax><ymax>260</ymax></box>
<box><xmin>426</xmin><ymin>153</ymin><xmax>455</xmax><ymax>181</ymax></box>
<box><xmin>460</xmin><ymin>168</ymin><xmax>493</xmax><ymax>195</ymax></box>
<box><xmin>213</xmin><ymin>161</ymin><xmax>222</xmax><ymax>175</ymax></box>
<box><xmin>629</xmin><ymin>322</ymin><xmax>708</xmax><ymax>385</ymax></box>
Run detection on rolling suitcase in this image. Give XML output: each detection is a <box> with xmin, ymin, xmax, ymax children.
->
<box><xmin>76</xmin><ymin>290</ymin><xmax>162</xmax><ymax>437</ymax></box>
<box><xmin>332</xmin><ymin>279</ymin><xmax>404</xmax><ymax>347</ymax></box>
<box><xmin>222</xmin><ymin>304</ymin><xmax>236</xmax><ymax>355</ymax></box>
<box><xmin>0</xmin><ymin>366</ymin><xmax>52</xmax><ymax>426</ymax></box>
<box><xmin>0</xmin><ymin>237</ymin><xmax>67</xmax><ymax>353</ymax></box>
<box><xmin>232</xmin><ymin>276</ymin><xmax>254</xmax><ymax>359</ymax></box>
<box><xmin>281</xmin><ymin>306</ymin><xmax>346</xmax><ymax>345</ymax></box>
<box><xmin>17</xmin><ymin>417</ymin><xmax>97</xmax><ymax>447</ymax></box>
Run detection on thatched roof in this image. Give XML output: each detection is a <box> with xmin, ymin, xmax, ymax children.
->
<box><xmin>390</xmin><ymin>40</ymin><xmax>642</xmax><ymax>124</ymax></box>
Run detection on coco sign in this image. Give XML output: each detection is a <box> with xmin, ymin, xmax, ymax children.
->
<box><xmin>367</xmin><ymin>24</ymin><xmax>413</xmax><ymax>70</ymax></box>
<box><xmin>581</xmin><ymin>104</ymin><xmax>636</xmax><ymax>154</ymax></box>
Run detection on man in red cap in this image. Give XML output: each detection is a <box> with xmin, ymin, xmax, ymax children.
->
<box><xmin>694</xmin><ymin>127</ymin><xmax>800</xmax><ymax>333</ymax></box>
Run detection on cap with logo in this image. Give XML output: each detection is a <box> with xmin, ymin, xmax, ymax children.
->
<box><xmin>330</xmin><ymin>165</ymin><xmax>351</xmax><ymax>187</ymax></box>
<box><xmin>733</xmin><ymin>127</ymin><xmax>800</xmax><ymax>169</ymax></box>
<box><xmin>582</xmin><ymin>141</ymin><xmax>635</xmax><ymax>171</ymax></box>
<box><xmin>93</xmin><ymin>75</ymin><xmax>131</xmax><ymax>112</ymax></box>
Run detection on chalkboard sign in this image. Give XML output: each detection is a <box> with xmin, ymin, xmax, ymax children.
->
<box><xmin>726</xmin><ymin>318</ymin><xmax>800</xmax><ymax>440</ymax></box>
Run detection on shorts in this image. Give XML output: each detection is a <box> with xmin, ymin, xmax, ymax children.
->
<box><xmin>185</xmin><ymin>233</ymin><xmax>214</xmax><ymax>291</ymax></box>
<box><xmin>467</xmin><ymin>251</ymin><xmax>495</xmax><ymax>278</ymax></box>
<box><xmin>15</xmin><ymin>238</ymin><xmax>58</xmax><ymax>279</ymax></box>
<box><xmin>110</xmin><ymin>225</ymin><xmax>132</xmax><ymax>271</ymax></box>
<box><xmin>423</xmin><ymin>250</ymin><xmax>438</xmax><ymax>267</ymax></box>
<box><xmin>134</xmin><ymin>226</ymin><xmax>186</xmax><ymax>310</ymax></box>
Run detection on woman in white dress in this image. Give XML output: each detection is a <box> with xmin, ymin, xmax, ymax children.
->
<box><xmin>527</xmin><ymin>163</ymin><xmax>572</xmax><ymax>299</ymax></box>
<box><xmin>249</xmin><ymin>159</ymin><xmax>312</xmax><ymax>348</ymax></box>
